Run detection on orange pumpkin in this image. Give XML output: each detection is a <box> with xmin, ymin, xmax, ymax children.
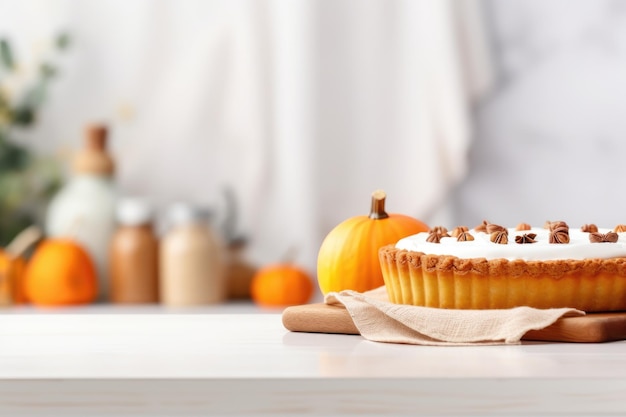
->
<box><xmin>25</xmin><ymin>238</ymin><xmax>98</xmax><ymax>306</ymax></box>
<box><xmin>251</xmin><ymin>264</ymin><xmax>314</xmax><ymax>307</ymax></box>
<box><xmin>317</xmin><ymin>190</ymin><xmax>429</xmax><ymax>294</ymax></box>
<box><xmin>0</xmin><ymin>251</ymin><xmax>28</xmax><ymax>305</ymax></box>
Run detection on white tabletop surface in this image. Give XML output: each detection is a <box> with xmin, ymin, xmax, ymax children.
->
<box><xmin>0</xmin><ymin>309</ymin><xmax>625</xmax><ymax>416</ymax></box>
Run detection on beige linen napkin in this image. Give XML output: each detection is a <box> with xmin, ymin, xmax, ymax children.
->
<box><xmin>325</xmin><ymin>287</ymin><xmax>584</xmax><ymax>346</ymax></box>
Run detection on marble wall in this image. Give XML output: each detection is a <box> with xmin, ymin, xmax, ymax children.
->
<box><xmin>454</xmin><ymin>0</ymin><xmax>626</xmax><ymax>229</ymax></box>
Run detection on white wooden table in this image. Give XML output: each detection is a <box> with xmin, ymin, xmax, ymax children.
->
<box><xmin>0</xmin><ymin>310</ymin><xmax>624</xmax><ymax>416</ymax></box>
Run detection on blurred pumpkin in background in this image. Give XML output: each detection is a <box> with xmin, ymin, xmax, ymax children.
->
<box><xmin>0</xmin><ymin>225</ymin><xmax>44</xmax><ymax>305</ymax></box>
<box><xmin>25</xmin><ymin>238</ymin><xmax>97</xmax><ymax>306</ymax></box>
<box><xmin>251</xmin><ymin>263</ymin><xmax>313</xmax><ymax>307</ymax></box>
<box><xmin>317</xmin><ymin>190</ymin><xmax>429</xmax><ymax>294</ymax></box>
<box><xmin>0</xmin><ymin>252</ymin><xmax>28</xmax><ymax>305</ymax></box>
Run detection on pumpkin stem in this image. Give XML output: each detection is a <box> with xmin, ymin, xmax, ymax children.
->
<box><xmin>5</xmin><ymin>225</ymin><xmax>43</xmax><ymax>257</ymax></box>
<box><xmin>369</xmin><ymin>190</ymin><xmax>389</xmax><ymax>220</ymax></box>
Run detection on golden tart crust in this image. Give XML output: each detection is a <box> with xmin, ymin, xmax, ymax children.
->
<box><xmin>379</xmin><ymin>245</ymin><xmax>626</xmax><ymax>311</ymax></box>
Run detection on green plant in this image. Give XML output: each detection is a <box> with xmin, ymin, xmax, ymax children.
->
<box><xmin>0</xmin><ymin>33</ymin><xmax>69</xmax><ymax>245</ymax></box>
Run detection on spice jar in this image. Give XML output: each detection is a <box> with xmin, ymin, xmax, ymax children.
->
<box><xmin>225</xmin><ymin>238</ymin><xmax>257</xmax><ymax>300</ymax></box>
<box><xmin>219</xmin><ymin>188</ymin><xmax>257</xmax><ymax>300</ymax></box>
<box><xmin>160</xmin><ymin>203</ymin><xmax>226</xmax><ymax>306</ymax></box>
<box><xmin>109</xmin><ymin>198</ymin><xmax>159</xmax><ymax>304</ymax></box>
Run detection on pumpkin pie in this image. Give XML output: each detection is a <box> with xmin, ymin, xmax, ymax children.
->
<box><xmin>378</xmin><ymin>221</ymin><xmax>626</xmax><ymax>311</ymax></box>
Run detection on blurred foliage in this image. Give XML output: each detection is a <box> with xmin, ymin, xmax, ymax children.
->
<box><xmin>0</xmin><ymin>33</ymin><xmax>69</xmax><ymax>246</ymax></box>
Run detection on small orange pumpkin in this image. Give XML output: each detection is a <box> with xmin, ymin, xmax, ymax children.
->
<box><xmin>251</xmin><ymin>264</ymin><xmax>314</xmax><ymax>307</ymax></box>
<box><xmin>0</xmin><ymin>251</ymin><xmax>28</xmax><ymax>305</ymax></box>
<box><xmin>317</xmin><ymin>190</ymin><xmax>429</xmax><ymax>294</ymax></box>
<box><xmin>25</xmin><ymin>238</ymin><xmax>98</xmax><ymax>306</ymax></box>
<box><xmin>0</xmin><ymin>225</ymin><xmax>44</xmax><ymax>305</ymax></box>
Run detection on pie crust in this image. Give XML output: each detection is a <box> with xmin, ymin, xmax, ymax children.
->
<box><xmin>379</xmin><ymin>244</ymin><xmax>626</xmax><ymax>311</ymax></box>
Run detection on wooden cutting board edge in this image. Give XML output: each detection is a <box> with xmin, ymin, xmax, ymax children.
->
<box><xmin>282</xmin><ymin>303</ymin><xmax>626</xmax><ymax>343</ymax></box>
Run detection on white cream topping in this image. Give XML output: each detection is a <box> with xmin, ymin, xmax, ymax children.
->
<box><xmin>395</xmin><ymin>227</ymin><xmax>626</xmax><ymax>261</ymax></box>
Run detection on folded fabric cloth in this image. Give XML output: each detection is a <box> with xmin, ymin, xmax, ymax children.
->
<box><xmin>325</xmin><ymin>287</ymin><xmax>584</xmax><ymax>346</ymax></box>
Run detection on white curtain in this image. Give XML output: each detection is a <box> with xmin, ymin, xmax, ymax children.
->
<box><xmin>0</xmin><ymin>0</ymin><xmax>492</xmax><ymax>273</ymax></box>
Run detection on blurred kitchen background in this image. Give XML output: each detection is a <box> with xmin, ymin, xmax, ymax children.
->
<box><xmin>1</xmin><ymin>0</ymin><xmax>625</xmax><ymax>306</ymax></box>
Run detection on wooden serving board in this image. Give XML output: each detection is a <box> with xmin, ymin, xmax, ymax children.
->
<box><xmin>282</xmin><ymin>303</ymin><xmax>626</xmax><ymax>343</ymax></box>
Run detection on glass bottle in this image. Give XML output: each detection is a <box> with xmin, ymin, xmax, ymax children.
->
<box><xmin>160</xmin><ymin>203</ymin><xmax>225</xmax><ymax>306</ymax></box>
<box><xmin>109</xmin><ymin>198</ymin><xmax>159</xmax><ymax>304</ymax></box>
<box><xmin>45</xmin><ymin>124</ymin><xmax>117</xmax><ymax>300</ymax></box>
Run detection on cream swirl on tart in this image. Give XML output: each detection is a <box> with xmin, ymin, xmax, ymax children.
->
<box><xmin>395</xmin><ymin>227</ymin><xmax>626</xmax><ymax>261</ymax></box>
